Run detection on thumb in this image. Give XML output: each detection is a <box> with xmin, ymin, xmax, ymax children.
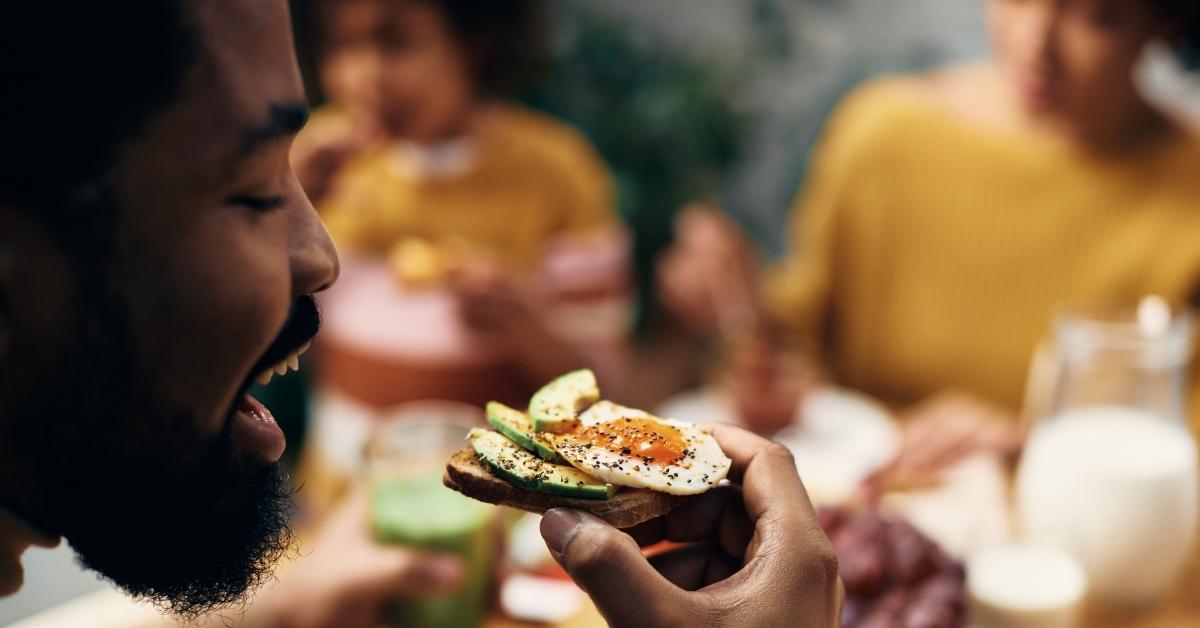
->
<box><xmin>541</xmin><ymin>509</ymin><xmax>690</xmax><ymax>627</ymax></box>
<box><xmin>361</xmin><ymin>547</ymin><xmax>466</xmax><ymax>598</ymax></box>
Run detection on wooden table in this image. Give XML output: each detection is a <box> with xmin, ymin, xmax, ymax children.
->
<box><xmin>1086</xmin><ymin>554</ymin><xmax>1200</xmax><ymax>628</ymax></box>
<box><xmin>483</xmin><ymin>603</ymin><xmax>605</xmax><ymax>628</ymax></box>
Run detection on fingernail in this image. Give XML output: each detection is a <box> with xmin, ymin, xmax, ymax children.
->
<box><xmin>540</xmin><ymin>508</ymin><xmax>583</xmax><ymax>556</ymax></box>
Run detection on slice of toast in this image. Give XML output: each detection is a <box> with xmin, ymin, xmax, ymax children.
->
<box><xmin>443</xmin><ymin>446</ymin><xmax>684</xmax><ymax>529</ymax></box>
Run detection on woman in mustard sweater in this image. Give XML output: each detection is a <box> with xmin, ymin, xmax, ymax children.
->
<box><xmin>660</xmin><ymin>0</ymin><xmax>1200</xmax><ymax>479</ymax></box>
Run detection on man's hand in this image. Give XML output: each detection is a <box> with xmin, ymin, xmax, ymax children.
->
<box><xmin>262</xmin><ymin>489</ymin><xmax>465</xmax><ymax>628</ymax></box>
<box><xmin>540</xmin><ymin>425</ymin><xmax>843</xmax><ymax>627</ymax></box>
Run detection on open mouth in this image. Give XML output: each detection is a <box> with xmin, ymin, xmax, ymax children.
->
<box><xmin>229</xmin><ymin>295</ymin><xmax>322</xmax><ymax>463</ymax></box>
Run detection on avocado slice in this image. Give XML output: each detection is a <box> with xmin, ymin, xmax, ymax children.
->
<box><xmin>529</xmin><ymin>369</ymin><xmax>599</xmax><ymax>434</ymax></box>
<box><xmin>486</xmin><ymin>401</ymin><xmax>562</xmax><ymax>462</ymax></box>
<box><xmin>468</xmin><ymin>428</ymin><xmax>613</xmax><ymax>500</ymax></box>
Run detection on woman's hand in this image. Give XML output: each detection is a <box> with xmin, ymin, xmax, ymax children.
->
<box><xmin>884</xmin><ymin>392</ymin><xmax>1023</xmax><ymax>488</ymax></box>
<box><xmin>657</xmin><ymin>205</ymin><xmax>762</xmax><ymax>338</ymax></box>
<box><xmin>540</xmin><ymin>425</ymin><xmax>843</xmax><ymax>627</ymax></box>
<box><xmin>728</xmin><ymin>340</ymin><xmax>821</xmax><ymax>435</ymax></box>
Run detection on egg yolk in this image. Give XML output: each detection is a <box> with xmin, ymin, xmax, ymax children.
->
<box><xmin>575</xmin><ymin>418</ymin><xmax>688</xmax><ymax>464</ymax></box>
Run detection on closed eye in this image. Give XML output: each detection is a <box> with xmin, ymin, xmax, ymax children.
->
<box><xmin>228</xmin><ymin>194</ymin><xmax>286</xmax><ymax>212</ymax></box>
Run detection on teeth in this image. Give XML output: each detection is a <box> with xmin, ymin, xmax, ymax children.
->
<box><xmin>255</xmin><ymin>341</ymin><xmax>313</xmax><ymax>386</ymax></box>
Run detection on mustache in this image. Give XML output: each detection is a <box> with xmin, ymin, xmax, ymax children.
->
<box><xmin>245</xmin><ymin>294</ymin><xmax>321</xmax><ymax>384</ymax></box>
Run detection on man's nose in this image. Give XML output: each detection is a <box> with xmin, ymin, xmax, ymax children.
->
<box><xmin>289</xmin><ymin>177</ymin><xmax>340</xmax><ymax>296</ymax></box>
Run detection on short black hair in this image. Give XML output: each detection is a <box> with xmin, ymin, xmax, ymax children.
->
<box><xmin>0</xmin><ymin>2</ymin><xmax>195</xmax><ymax>222</ymax></box>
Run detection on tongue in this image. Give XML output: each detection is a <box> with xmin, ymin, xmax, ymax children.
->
<box><xmin>233</xmin><ymin>393</ymin><xmax>287</xmax><ymax>463</ymax></box>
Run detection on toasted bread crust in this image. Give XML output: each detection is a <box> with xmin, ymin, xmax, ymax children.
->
<box><xmin>443</xmin><ymin>447</ymin><xmax>684</xmax><ymax>528</ymax></box>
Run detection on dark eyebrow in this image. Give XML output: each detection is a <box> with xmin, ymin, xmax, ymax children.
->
<box><xmin>238</xmin><ymin>102</ymin><xmax>310</xmax><ymax>158</ymax></box>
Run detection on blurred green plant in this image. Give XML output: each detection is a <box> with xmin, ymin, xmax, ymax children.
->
<box><xmin>522</xmin><ymin>5</ymin><xmax>744</xmax><ymax>331</ymax></box>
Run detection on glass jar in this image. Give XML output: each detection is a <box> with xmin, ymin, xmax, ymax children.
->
<box><xmin>1016</xmin><ymin>297</ymin><xmax>1198</xmax><ymax>607</ymax></box>
<box><xmin>365</xmin><ymin>411</ymin><xmax>495</xmax><ymax>628</ymax></box>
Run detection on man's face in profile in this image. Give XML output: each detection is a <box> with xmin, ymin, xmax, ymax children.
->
<box><xmin>0</xmin><ymin>0</ymin><xmax>337</xmax><ymax>615</ymax></box>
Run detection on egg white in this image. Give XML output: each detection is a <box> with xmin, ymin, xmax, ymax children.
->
<box><xmin>579</xmin><ymin>400</ymin><xmax>650</xmax><ymax>426</ymax></box>
<box><xmin>552</xmin><ymin>402</ymin><xmax>731</xmax><ymax>496</ymax></box>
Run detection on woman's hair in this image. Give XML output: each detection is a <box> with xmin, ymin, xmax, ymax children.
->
<box><xmin>1153</xmin><ymin>0</ymin><xmax>1200</xmax><ymax>69</ymax></box>
<box><xmin>302</xmin><ymin>0</ymin><xmax>547</xmax><ymax>97</ymax></box>
<box><xmin>432</xmin><ymin>0</ymin><xmax>548</xmax><ymax>96</ymax></box>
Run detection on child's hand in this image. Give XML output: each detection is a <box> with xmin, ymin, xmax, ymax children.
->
<box><xmin>450</xmin><ymin>262</ymin><xmax>537</xmax><ymax>348</ymax></box>
<box><xmin>291</xmin><ymin>118</ymin><xmax>383</xmax><ymax>202</ymax></box>
<box><xmin>449</xmin><ymin>261</ymin><xmax>583</xmax><ymax>382</ymax></box>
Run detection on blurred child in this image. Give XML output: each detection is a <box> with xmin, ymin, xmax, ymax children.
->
<box><xmin>294</xmin><ymin>0</ymin><xmax>629</xmax><ymax>409</ymax></box>
<box><xmin>659</xmin><ymin>0</ymin><xmax>1200</xmax><ymax>480</ymax></box>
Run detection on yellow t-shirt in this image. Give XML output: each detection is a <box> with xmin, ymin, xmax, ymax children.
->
<box><xmin>765</xmin><ymin>78</ymin><xmax>1200</xmax><ymax>424</ymax></box>
<box><xmin>318</xmin><ymin>104</ymin><xmax>616</xmax><ymax>271</ymax></box>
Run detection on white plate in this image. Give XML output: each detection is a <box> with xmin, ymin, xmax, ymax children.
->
<box><xmin>658</xmin><ymin>387</ymin><xmax>900</xmax><ymax>506</ymax></box>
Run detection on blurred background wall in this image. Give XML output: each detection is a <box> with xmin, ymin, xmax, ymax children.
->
<box><xmin>561</xmin><ymin>0</ymin><xmax>988</xmax><ymax>253</ymax></box>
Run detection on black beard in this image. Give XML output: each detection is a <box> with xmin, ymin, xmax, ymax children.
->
<box><xmin>7</xmin><ymin>191</ymin><xmax>295</xmax><ymax>618</ymax></box>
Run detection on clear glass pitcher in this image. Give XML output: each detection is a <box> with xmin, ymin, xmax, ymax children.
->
<box><xmin>1016</xmin><ymin>297</ymin><xmax>1198</xmax><ymax>607</ymax></box>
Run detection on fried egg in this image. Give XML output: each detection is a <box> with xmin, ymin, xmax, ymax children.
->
<box><xmin>550</xmin><ymin>401</ymin><xmax>731</xmax><ymax>496</ymax></box>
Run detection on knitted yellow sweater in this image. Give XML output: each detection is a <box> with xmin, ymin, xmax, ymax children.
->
<box><xmin>318</xmin><ymin>104</ymin><xmax>616</xmax><ymax>271</ymax></box>
<box><xmin>765</xmin><ymin>78</ymin><xmax>1200</xmax><ymax>425</ymax></box>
